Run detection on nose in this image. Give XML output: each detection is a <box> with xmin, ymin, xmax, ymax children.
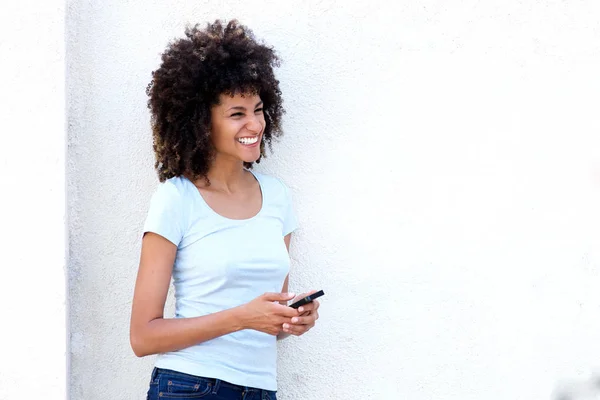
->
<box><xmin>245</xmin><ymin>115</ymin><xmax>263</xmax><ymax>134</ymax></box>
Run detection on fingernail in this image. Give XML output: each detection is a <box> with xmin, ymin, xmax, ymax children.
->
<box><xmin>292</xmin><ymin>318</ymin><xmax>298</xmax><ymax>323</ymax></box>
<box><xmin>298</xmin><ymin>307</ymin><xmax>304</xmax><ymax>312</ymax></box>
<box><xmin>283</xmin><ymin>324</ymin><xmax>289</xmax><ymax>329</ymax></box>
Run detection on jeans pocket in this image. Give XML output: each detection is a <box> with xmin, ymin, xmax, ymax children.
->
<box><xmin>158</xmin><ymin>371</ymin><xmax>212</xmax><ymax>398</ymax></box>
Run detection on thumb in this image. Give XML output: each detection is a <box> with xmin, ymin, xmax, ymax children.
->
<box><xmin>262</xmin><ymin>292</ymin><xmax>296</xmax><ymax>302</ymax></box>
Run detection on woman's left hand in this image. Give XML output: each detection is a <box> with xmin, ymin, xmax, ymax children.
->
<box><xmin>282</xmin><ymin>291</ymin><xmax>320</xmax><ymax>336</ymax></box>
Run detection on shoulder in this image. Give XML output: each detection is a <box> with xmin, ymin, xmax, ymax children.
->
<box><xmin>144</xmin><ymin>177</ymin><xmax>193</xmax><ymax>245</ymax></box>
<box><xmin>149</xmin><ymin>176</ymin><xmax>195</xmax><ymax>205</ymax></box>
<box><xmin>251</xmin><ymin>171</ymin><xmax>291</xmax><ymax>198</ymax></box>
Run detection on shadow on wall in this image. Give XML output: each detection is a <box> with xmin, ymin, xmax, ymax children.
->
<box><xmin>553</xmin><ymin>374</ymin><xmax>600</xmax><ymax>400</ymax></box>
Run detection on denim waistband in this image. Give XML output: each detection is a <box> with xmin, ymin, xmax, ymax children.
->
<box><xmin>153</xmin><ymin>367</ymin><xmax>273</xmax><ymax>394</ymax></box>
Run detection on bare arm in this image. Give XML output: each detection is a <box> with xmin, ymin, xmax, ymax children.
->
<box><xmin>278</xmin><ymin>233</ymin><xmax>321</xmax><ymax>339</ymax></box>
<box><xmin>129</xmin><ymin>232</ymin><xmax>296</xmax><ymax>357</ymax></box>
<box><xmin>279</xmin><ymin>234</ymin><xmax>292</xmax><ymax>306</ymax></box>
<box><xmin>278</xmin><ymin>234</ymin><xmax>293</xmax><ymax>340</ymax></box>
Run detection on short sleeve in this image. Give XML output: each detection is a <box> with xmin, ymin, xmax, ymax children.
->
<box><xmin>281</xmin><ymin>183</ymin><xmax>298</xmax><ymax>236</ymax></box>
<box><xmin>143</xmin><ymin>181</ymin><xmax>186</xmax><ymax>246</ymax></box>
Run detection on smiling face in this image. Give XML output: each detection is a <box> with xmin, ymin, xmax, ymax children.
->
<box><xmin>210</xmin><ymin>92</ymin><xmax>266</xmax><ymax>165</ymax></box>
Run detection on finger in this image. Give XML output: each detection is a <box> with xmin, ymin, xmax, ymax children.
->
<box><xmin>312</xmin><ymin>300</ymin><xmax>320</xmax><ymax>310</ymax></box>
<box><xmin>292</xmin><ymin>289</ymin><xmax>319</xmax><ymax>304</ymax></box>
<box><xmin>272</xmin><ymin>304</ymin><xmax>299</xmax><ymax>318</ymax></box>
<box><xmin>263</xmin><ymin>292</ymin><xmax>296</xmax><ymax>302</ymax></box>
<box><xmin>282</xmin><ymin>322</ymin><xmax>311</xmax><ymax>336</ymax></box>
<box><xmin>296</xmin><ymin>310</ymin><xmax>318</xmax><ymax>322</ymax></box>
<box><xmin>297</xmin><ymin>304</ymin><xmax>314</xmax><ymax>313</ymax></box>
<box><xmin>277</xmin><ymin>315</ymin><xmax>296</xmax><ymax>325</ymax></box>
<box><xmin>297</xmin><ymin>300</ymin><xmax>319</xmax><ymax>314</ymax></box>
<box><xmin>290</xmin><ymin>315</ymin><xmax>316</xmax><ymax>325</ymax></box>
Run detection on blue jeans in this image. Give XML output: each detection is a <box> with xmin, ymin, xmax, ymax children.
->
<box><xmin>146</xmin><ymin>368</ymin><xmax>277</xmax><ymax>400</ymax></box>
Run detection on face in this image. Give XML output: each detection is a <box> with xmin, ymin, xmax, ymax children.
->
<box><xmin>210</xmin><ymin>92</ymin><xmax>265</xmax><ymax>164</ymax></box>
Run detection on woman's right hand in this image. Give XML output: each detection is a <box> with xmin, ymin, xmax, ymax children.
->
<box><xmin>240</xmin><ymin>292</ymin><xmax>299</xmax><ymax>336</ymax></box>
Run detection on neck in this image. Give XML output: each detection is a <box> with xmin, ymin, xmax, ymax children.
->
<box><xmin>203</xmin><ymin>154</ymin><xmax>247</xmax><ymax>192</ymax></box>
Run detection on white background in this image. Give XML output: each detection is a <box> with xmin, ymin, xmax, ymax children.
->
<box><xmin>0</xmin><ymin>1</ymin><xmax>68</xmax><ymax>399</ymax></box>
<box><xmin>4</xmin><ymin>1</ymin><xmax>600</xmax><ymax>399</ymax></box>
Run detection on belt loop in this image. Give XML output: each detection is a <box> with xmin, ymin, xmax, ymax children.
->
<box><xmin>211</xmin><ymin>379</ymin><xmax>221</xmax><ymax>395</ymax></box>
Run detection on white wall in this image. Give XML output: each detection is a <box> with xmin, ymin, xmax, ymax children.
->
<box><xmin>67</xmin><ymin>1</ymin><xmax>600</xmax><ymax>399</ymax></box>
<box><xmin>0</xmin><ymin>1</ymin><xmax>68</xmax><ymax>399</ymax></box>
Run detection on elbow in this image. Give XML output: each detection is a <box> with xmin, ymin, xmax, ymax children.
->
<box><xmin>130</xmin><ymin>317</ymin><xmax>164</xmax><ymax>357</ymax></box>
<box><xmin>131</xmin><ymin>342</ymin><xmax>147</xmax><ymax>358</ymax></box>
<box><xmin>130</xmin><ymin>329</ymin><xmax>151</xmax><ymax>358</ymax></box>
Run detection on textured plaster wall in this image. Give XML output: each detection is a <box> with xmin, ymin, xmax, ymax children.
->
<box><xmin>0</xmin><ymin>1</ymin><xmax>68</xmax><ymax>398</ymax></box>
<box><xmin>68</xmin><ymin>1</ymin><xmax>600</xmax><ymax>399</ymax></box>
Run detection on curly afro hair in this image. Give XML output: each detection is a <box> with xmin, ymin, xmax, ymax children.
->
<box><xmin>146</xmin><ymin>19</ymin><xmax>285</xmax><ymax>182</ymax></box>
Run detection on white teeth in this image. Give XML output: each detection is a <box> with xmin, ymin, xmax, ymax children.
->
<box><xmin>238</xmin><ymin>137</ymin><xmax>258</xmax><ymax>145</ymax></box>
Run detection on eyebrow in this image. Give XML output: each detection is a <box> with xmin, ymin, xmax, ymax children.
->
<box><xmin>226</xmin><ymin>101</ymin><xmax>263</xmax><ymax>112</ymax></box>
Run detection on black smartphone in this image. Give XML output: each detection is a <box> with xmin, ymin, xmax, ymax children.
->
<box><xmin>289</xmin><ymin>290</ymin><xmax>325</xmax><ymax>309</ymax></box>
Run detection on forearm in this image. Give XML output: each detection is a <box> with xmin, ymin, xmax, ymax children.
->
<box><xmin>131</xmin><ymin>305</ymin><xmax>246</xmax><ymax>357</ymax></box>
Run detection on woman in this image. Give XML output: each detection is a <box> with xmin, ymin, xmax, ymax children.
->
<box><xmin>130</xmin><ymin>20</ymin><xmax>320</xmax><ymax>400</ymax></box>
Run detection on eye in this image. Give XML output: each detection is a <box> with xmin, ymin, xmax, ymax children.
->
<box><xmin>255</xmin><ymin>108</ymin><xmax>264</xmax><ymax>113</ymax></box>
<box><xmin>231</xmin><ymin>112</ymin><xmax>244</xmax><ymax>117</ymax></box>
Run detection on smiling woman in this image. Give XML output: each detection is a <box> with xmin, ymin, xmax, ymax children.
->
<box><xmin>211</xmin><ymin>95</ymin><xmax>265</xmax><ymax>164</ymax></box>
<box><xmin>145</xmin><ymin>19</ymin><xmax>284</xmax><ymax>185</ymax></box>
<box><xmin>130</xmin><ymin>20</ymin><xmax>321</xmax><ymax>400</ymax></box>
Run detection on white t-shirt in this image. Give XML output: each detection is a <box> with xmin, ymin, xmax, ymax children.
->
<box><xmin>142</xmin><ymin>171</ymin><xmax>298</xmax><ymax>391</ymax></box>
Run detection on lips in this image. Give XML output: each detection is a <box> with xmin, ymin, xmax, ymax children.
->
<box><xmin>237</xmin><ymin>136</ymin><xmax>260</xmax><ymax>147</ymax></box>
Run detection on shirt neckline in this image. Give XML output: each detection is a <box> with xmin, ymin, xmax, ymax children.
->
<box><xmin>187</xmin><ymin>169</ymin><xmax>265</xmax><ymax>222</ymax></box>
